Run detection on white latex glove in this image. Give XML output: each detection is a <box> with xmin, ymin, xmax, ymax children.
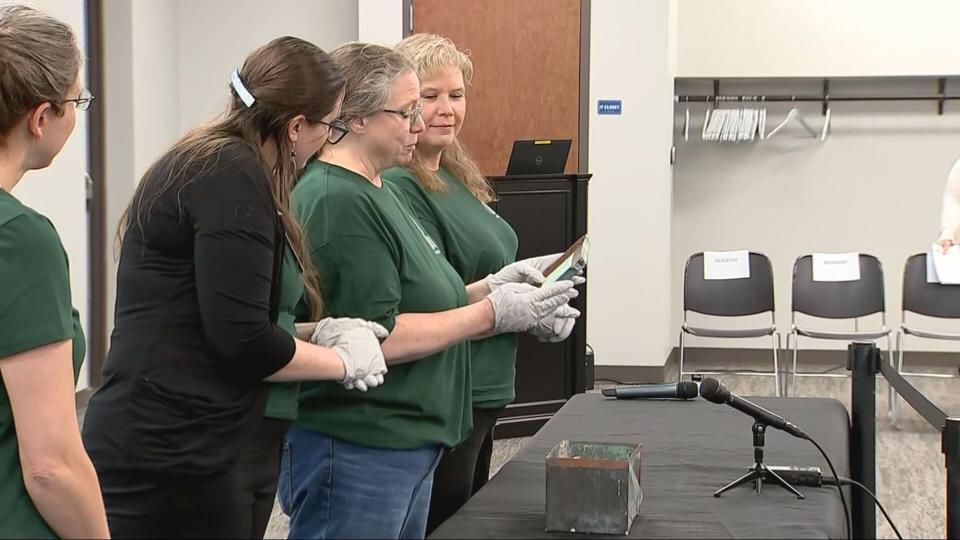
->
<box><xmin>486</xmin><ymin>253</ymin><xmax>587</xmax><ymax>290</ymax></box>
<box><xmin>529</xmin><ymin>304</ymin><xmax>581</xmax><ymax>343</ymax></box>
<box><xmin>485</xmin><ymin>260</ymin><xmax>546</xmax><ymax>290</ymax></box>
<box><xmin>521</xmin><ymin>253</ymin><xmax>566</xmax><ymax>273</ymax></box>
<box><xmin>309</xmin><ymin>318</ymin><xmax>389</xmax><ymax>391</ymax></box>
<box><xmin>486</xmin><ymin>281</ymin><xmax>578</xmax><ymax>334</ymax></box>
<box><xmin>342</xmin><ymin>372</ymin><xmax>385</xmax><ymax>392</ymax></box>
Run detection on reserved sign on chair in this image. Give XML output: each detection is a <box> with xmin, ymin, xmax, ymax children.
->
<box><xmin>704</xmin><ymin>250</ymin><xmax>750</xmax><ymax>280</ymax></box>
<box><xmin>813</xmin><ymin>252</ymin><xmax>861</xmax><ymax>282</ymax></box>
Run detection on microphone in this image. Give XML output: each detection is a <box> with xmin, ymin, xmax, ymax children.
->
<box><xmin>698</xmin><ymin>378</ymin><xmax>808</xmax><ymax>439</ymax></box>
<box><xmin>602</xmin><ymin>381</ymin><xmax>699</xmax><ymax>400</ymax></box>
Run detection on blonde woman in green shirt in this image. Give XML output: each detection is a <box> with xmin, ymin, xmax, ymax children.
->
<box><xmin>0</xmin><ymin>5</ymin><xmax>108</xmax><ymax>539</ymax></box>
<box><xmin>387</xmin><ymin>34</ymin><xmax>583</xmax><ymax>533</ymax></box>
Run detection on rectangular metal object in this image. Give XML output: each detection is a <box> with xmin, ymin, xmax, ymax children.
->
<box><xmin>545</xmin><ymin>440</ymin><xmax>642</xmax><ymax>535</ymax></box>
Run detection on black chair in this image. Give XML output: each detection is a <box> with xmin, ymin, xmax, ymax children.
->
<box><xmin>789</xmin><ymin>254</ymin><xmax>892</xmax><ymax>397</ymax></box>
<box><xmin>678</xmin><ymin>252</ymin><xmax>782</xmax><ymax>396</ymax></box>
<box><xmin>893</xmin><ymin>253</ymin><xmax>960</xmax><ymax>424</ymax></box>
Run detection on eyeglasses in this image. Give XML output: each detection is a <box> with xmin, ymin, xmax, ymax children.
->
<box><xmin>319</xmin><ymin>119</ymin><xmax>349</xmax><ymax>145</ymax></box>
<box><xmin>63</xmin><ymin>89</ymin><xmax>95</xmax><ymax>111</ymax></box>
<box><xmin>381</xmin><ymin>102</ymin><xmax>423</xmax><ymax>128</ymax></box>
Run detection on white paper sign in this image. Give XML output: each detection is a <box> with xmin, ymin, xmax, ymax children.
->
<box><xmin>812</xmin><ymin>252</ymin><xmax>861</xmax><ymax>282</ymax></box>
<box><xmin>927</xmin><ymin>252</ymin><xmax>941</xmax><ymax>283</ymax></box>
<box><xmin>704</xmin><ymin>250</ymin><xmax>751</xmax><ymax>280</ymax></box>
<box><xmin>930</xmin><ymin>244</ymin><xmax>960</xmax><ymax>285</ymax></box>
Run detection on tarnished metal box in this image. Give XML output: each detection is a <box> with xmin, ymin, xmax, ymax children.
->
<box><xmin>545</xmin><ymin>441</ymin><xmax>643</xmax><ymax>535</ymax></box>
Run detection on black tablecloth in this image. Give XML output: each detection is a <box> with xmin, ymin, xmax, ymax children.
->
<box><xmin>431</xmin><ymin>394</ymin><xmax>850</xmax><ymax>539</ymax></box>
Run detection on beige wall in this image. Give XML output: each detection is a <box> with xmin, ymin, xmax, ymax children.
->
<box><xmin>102</xmin><ymin>0</ymin><xmax>360</xmax><ymax>345</ymax></box>
<box><xmin>175</xmin><ymin>0</ymin><xmax>359</xmax><ymax>132</ymax></box>
<box><xmin>588</xmin><ymin>0</ymin><xmax>677</xmax><ymax>367</ymax></box>
<box><xmin>358</xmin><ymin>0</ymin><xmax>404</xmax><ymax>46</ymax></box>
<box><xmin>677</xmin><ymin>0</ymin><xmax>960</xmax><ymax>78</ymax></box>
<box><xmin>672</xmin><ymin>78</ymin><xmax>960</xmax><ymax>352</ymax></box>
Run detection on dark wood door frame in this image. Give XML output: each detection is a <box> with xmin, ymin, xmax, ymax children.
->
<box><xmin>84</xmin><ymin>0</ymin><xmax>107</xmax><ymax>395</ymax></box>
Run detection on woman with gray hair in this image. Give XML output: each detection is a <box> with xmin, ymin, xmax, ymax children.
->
<box><xmin>279</xmin><ymin>42</ymin><xmax>577</xmax><ymax>540</ymax></box>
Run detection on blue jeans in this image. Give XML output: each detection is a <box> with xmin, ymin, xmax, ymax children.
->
<box><xmin>279</xmin><ymin>426</ymin><xmax>442</xmax><ymax>540</ymax></box>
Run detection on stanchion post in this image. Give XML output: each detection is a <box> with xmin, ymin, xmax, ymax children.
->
<box><xmin>945</xmin><ymin>417</ymin><xmax>960</xmax><ymax>539</ymax></box>
<box><xmin>847</xmin><ymin>342</ymin><xmax>878</xmax><ymax>540</ymax></box>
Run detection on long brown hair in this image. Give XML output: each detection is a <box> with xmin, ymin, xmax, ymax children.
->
<box><xmin>394</xmin><ymin>33</ymin><xmax>494</xmax><ymax>203</ymax></box>
<box><xmin>0</xmin><ymin>4</ymin><xmax>81</xmax><ymax>145</ymax></box>
<box><xmin>116</xmin><ymin>36</ymin><xmax>344</xmax><ymax>318</ymax></box>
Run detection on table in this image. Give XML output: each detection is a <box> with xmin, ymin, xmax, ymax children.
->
<box><xmin>431</xmin><ymin>394</ymin><xmax>850</xmax><ymax>539</ymax></box>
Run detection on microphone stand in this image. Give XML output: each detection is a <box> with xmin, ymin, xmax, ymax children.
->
<box><xmin>714</xmin><ymin>421</ymin><xmax>805</xmax><ymax>500</ymax></box>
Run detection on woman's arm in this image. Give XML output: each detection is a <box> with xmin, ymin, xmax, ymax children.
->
<box><xmin>465</xmin><ymin>280</ymin><xmax>492</xmax><ymax>304</ymax></box>
<box><xmin>380</xmin><ymin>300</ymin><xmax>495</xmax><ymax>365</ymax></box>
<box><xmin>187</xmin><ymin>153</ymin><xmax>299</xmax><ymax>382</ymax></box>
<box><xmin>263</xmin><ymin>339</ymin><xmax>346</xmax><ymax>382</ymax></box>
<box><xmin>2</xmin><ymin>340</ymin><xmax>110</xmax><ymax>539</ymax></box>
<box><xmin>941</xmin><ymin>160</ymin><xmax>960</xmax><ymax>247</ymax></box>
<box><xmin>381</xmin><ymin>281</ymin><xmax>577</xmax><ymax>365</ymax></box>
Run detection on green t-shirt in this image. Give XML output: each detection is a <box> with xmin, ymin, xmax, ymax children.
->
<box><xmin>385</xmin><ymin>167</ymin><xmax>519</xmax><ymax>409</ymax></box>
<box><xmin>292</xmin><ymin>161</ymin><xmax>472</xmax><ymax>449</ymax></box>
<box><xmin>264</xmin><ymin>249</ymin><xmax>306</xmax><ymax>420</ymax></box>
<box><xmin>0</xmin><ymin>190</ymin><xmax>85</xmax><ymax>539</ymax></box>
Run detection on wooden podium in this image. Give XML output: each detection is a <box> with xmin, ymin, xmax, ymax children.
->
<box><xmin>487</xmin><ymin>173</ymin><xmax>592</xmax><ymax>438</ymax></box>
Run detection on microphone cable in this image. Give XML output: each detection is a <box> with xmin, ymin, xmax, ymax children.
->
<box><xmin>821</xmin><ymin>476</ymin><xmax>903</xmax><ymax>540</ymax></box>
<box><xmin>806</xmin><ymin>436</ymin><xmax>852</xmax><ymax>540</ymax></box>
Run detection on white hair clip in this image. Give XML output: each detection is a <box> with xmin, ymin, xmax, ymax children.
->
<box><xmin>230</xmin><ymin>68</ymin><xmax>256</xmax><ymax>108</ymax></box>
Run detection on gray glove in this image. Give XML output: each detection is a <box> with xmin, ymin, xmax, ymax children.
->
<box><xmin>309</xmin><ymin>318</ymin><xmax>389</xmax><ymax>392</ymax></box>
<box><xmin>342</xmin><ymin>372</ymin><xmax>384</xmax><ymax>392</ymax></box>
<box><xmin>529</xmin><ymin>304</ymin><xmax>581</xmax><ymax>343</ymax></box>
<box><xmin>522</xmin><ymin>253</ymin><xmax>566</xmax><ymax>273</ymax></box>
<box><xmin>486</xmin><ymin>253</ymin><xmax>586</xmax><ymax>290</ymax></box>
<box><xmin>486</xmin><ymin>281</ymin><xmax>578</xmax><ymax>334</ymax></box>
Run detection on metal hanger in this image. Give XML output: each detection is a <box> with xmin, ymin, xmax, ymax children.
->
<box><xmin>820</xmin><ymin>107</ymin><xmax>832</xmax><ymax>142</ymax></box>
<box><xmin>766</xmin><ymin>97</ymin><xmax>818</xmax><ymax>139</ymax></box>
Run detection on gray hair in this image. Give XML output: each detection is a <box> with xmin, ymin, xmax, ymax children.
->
<box><xmin>330</xmin><ymin>42</ymin><xmax>414</xmax><ymax>126</ymax></box>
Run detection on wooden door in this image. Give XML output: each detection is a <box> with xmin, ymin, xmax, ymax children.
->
<box><xmin>411</xmin><ymin>0</ymin><xmax>581</xmax><ymax>175</ymax></box>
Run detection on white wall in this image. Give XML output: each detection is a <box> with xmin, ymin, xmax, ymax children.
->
<box><xmin>358</xmin><ymin>0</ymin><xmax>404</xmax><ymax>46</ymax></box>
<box><xmin>176</xmin><ymin>0</ymin><xmax>359</xmax><ymax>132</ymax></box>
<box><xmin>5</xmin><ymin>0</ymin><xmax>91</xmax><ymax>389</ymax></box>
<box><xmin>102</xmin><ymin>0</ymin><xmax>360</xmax><ymax>345</ymax></box>
<box><xmin>588</xmin><ymin>0</ymin><xmax>676</xmax><ymax>367</ymax></box>
<box><xmin>677</xmin><ymin>0</ymin><xmax>960</xmax><ymax>78</ymax></box>
<box><xmin>672</xmin><ymin>80</ymin><xmax>960</xmax><ymax>353</ymax></box>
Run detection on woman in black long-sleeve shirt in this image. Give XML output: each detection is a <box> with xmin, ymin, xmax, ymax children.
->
<box><xmin>81</xmin><ymin>37</ymin><xmax>385</xmax><ymax>539</ymax></box>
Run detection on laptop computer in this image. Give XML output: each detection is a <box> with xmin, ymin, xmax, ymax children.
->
<box><xmin>505</xmin><ymin>139</ymin><xmax>572</xmax><ymax>175</ymax></box>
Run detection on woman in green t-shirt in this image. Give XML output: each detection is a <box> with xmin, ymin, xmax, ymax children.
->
<box><xmin>0</xmin><ymin>5</ymin><xmax>109</xmax><ymax>539</ymax></box>
<box><xmin>279</xmin><ymin>42</ymin><xmax>578</xmax><ymax>540</ymax></box>
<box><xmin>388</xmin><ymin>34</ymin><xmax>583</xmax><ymax>533</ymax></box>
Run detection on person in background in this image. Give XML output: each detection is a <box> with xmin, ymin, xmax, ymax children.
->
<box><xmin>937</xmin><ymin>157</ymin><xmax>960</xmax><ymax>253</ymax></box>
<box><xmin>81</xmin><ymin>37</ymin><xmax>387</xmax><ymax>539</ymax></box>
<box><xmin>0</xmin><ymin>5</ymin><xmax>110</xmax><ymax>539</ymax></box>
<box><xmin>388</xmin><ymin>33</ymin><xmax>583</xmax><ymax>533</ymax></box>
<box><xmin>280</xmin><ymin>42</ymin><xmax>577</xmax><ymax>540</ymax></box>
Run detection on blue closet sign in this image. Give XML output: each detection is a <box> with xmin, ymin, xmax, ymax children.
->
<box><xmin>598</xmin><ymin>100</ymin><xmax>622</xmax><ymax>115</ymax></box>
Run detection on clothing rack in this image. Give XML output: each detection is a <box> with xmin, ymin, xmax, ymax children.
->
<box><xmin>676</xmin><ymin>78</ymin><xmax>959</xmax><ymax>115</ymax></box>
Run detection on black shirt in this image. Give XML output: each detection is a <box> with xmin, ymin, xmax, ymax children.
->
<box><xmin>82</xmin><ymin>142</ymin><xmax>296</xmax><ymax>475</ymax></box>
